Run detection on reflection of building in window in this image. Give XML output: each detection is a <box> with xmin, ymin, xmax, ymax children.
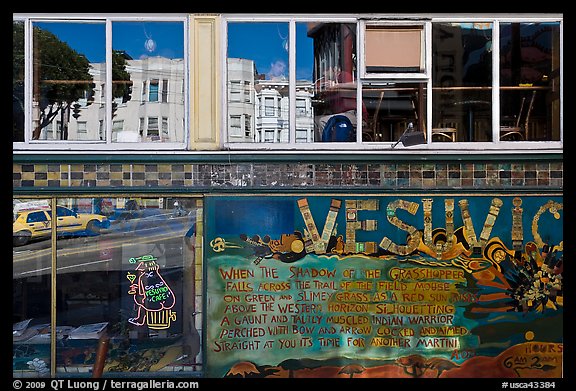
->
<box><xmin>147</xmin><ymin>117</ymin><xmax>159</xmax><ymax>140</ymax></box>
<box><xmin>264</xmin><ymin>96</ymin><xmax>276</xmax><ymax>116</ymax></box>
<box><xmin>229</xmin><ymin>115</ymin><xmax>241</xmax><ymax>137</ymax></box>
<box><xmin>112</xmin><ymin>120</ymin><xmax>124</xmax><ymax>142</ymax></box>
<box><xmin>77</xmin><ymin>121</ymin><xmax>87</xmax><ymax>136</ymax></box>
<box><xmin>244</xmin><ymin>115</ymin><xmax>251</xmax><ymax>137</ymax></box>
<box><xmin>63</xmin><ymin>57</ymin><xmax>185</xmax><ymax>143</ymax></box>
<box><xmin>162</xmin><ymin>117</ymin><xmax>169</xmax><ymax>138</ymax></box>
<box><xmin>244</xmin><ymin>81</ymin><xmax>251</xmax><ymax>102</ymax></box>
<box><xmin>161</xmin><ymin>79</ymin><xmax>168</xmax><ymax>103</ymax></box>
<box><xmin>149</xmin><ymin>79</ymin><xmax>159</xmax><ymax>102</ymax></box>
<box><xmin>230</xmin><ymin>80</ymin><xmax>241</xmax><ymax>102</ymax></box>
<box><xmin>227</xmin><ymin>57</ymin><xmax>314</xmax><ymax>143</ymax></box>
<box><xmin>226</xmin><ymin>58</ymin><xmax>258</xmax><ymax>142</ymax></box>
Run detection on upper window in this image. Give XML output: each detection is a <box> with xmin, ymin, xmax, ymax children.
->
<box><xmin>13</xmin><ymin>16</ymin><xmax>187</xmax><ymax>149</ymax></box>
<box><xmin>223</xmin><ymin>16</ymin><xmax>562</xmax><ymax>150</ymax></box>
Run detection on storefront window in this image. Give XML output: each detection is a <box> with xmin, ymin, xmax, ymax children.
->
<box><xmin>13</xmin><ymin>198</ymin><xmax>53</xmax><ymax>377</ymax></box>
<box><xmin>499</xmin><ymin>22</ymin><xmax>561</xmax><ymax>141</ymax></box>
<box><xmin>13</xmin><ymin>196</ymin><xmax>202</xmax><ymax>377</ymax></box>
<box><xmin>432</xmin><ymin>22</ymin><xmax>493</xmax><ymax>143</ymax></box>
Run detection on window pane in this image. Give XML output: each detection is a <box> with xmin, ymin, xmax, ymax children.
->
<box><xmin>500</xmin><ymin>22</ymin><xmax>560</xmax><ymax>141</ymax></box>
<box><xmin>112</xmin><ymin>21</ymin><xmax>185</xmax><ymax>143</ymax></box>
<box><xmin>53</xmin><ymin>197</ymin><xmax>200</xmax><ymax>376</ymax></box>
<box><xmin>309</xmin><ymin>23</ymin><xmax>358</xmax><ymax>142</ymax></box>
<box><xmin>13</xmin><ymin>198</ymin><xmax>53</xmax><ymax>377</ymax></box>
<box><xmin>13</xmin><ymin>21</ymin><xmax>25</xmax><ymax>142</ymax></box>
<box><xmin>295</xmin><ymin>22</ymin><xmax>316</xmax><ymax>143</ymax></box>
<box><xmin>32</xmin><ymin>21</ymin><xmax>105</xmax><ymax>141</ymax></box>
<box><xmin>365</xmin><ymin>26</ymin><xmax>423</xmax><ymax>72</ymax></box>
<box><xmin>227</xmin><ymin>22</ymin><xmax>289</xmax><ymax>143</ymax></box>
<box><xmin>149</xmin><ymin>79</ymin><xmax>159</xmax><ymax>102</ymax></box>
<box><xmin>432</xmin><ymin>23</ymin><xmax>493</xmax><ymax>142</ymax></box>
<box><xmin>362</xmin><ymin>83</ymin><xmax>427</xmax><ymax>142</ymax></box>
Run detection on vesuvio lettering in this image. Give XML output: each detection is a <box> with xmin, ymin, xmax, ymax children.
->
<box><xmin>297</xmin><ymin>197</ymin><xmax>556</xmax><ymax>256</ymax></box>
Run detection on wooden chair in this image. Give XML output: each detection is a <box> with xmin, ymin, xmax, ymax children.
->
<box><xmin>432</xmin><ymin>120</ymin><xmax>458</xmax><ymax>142</ymax></box>
<box><xmin>500</xmin><ymin>90</ymin><xmax>536</xmax><ymax>141</ymax></box>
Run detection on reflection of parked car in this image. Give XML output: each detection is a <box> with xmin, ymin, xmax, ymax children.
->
<box><xmin>13</xmin><ymin>206</ymin><xmax>109</xmax><ymax>246</ymax></box>
<box><xmin>106</xmin><ymin>207</ymin><xmax>193</xmax><ymax>238</ymax></box>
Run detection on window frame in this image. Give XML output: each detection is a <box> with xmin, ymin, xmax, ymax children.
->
<box><xmin>13</xmin><ymin>14</ymin><xmax>189</xmax><ymax>151</ymax></box>
<box><xmin>221</xmin><ymin>14</ymin><xmax>562</xmax><ymax>152</ymax></box>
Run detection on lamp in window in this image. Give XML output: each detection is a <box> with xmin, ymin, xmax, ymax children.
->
<box><xmin>144</xmin><ymin>37</ymin><xmax>156</xmax><ymax>53</ymax></box>
<box><xmin>144</xmin><ymin>27</ymin><xmax>156</xmax><ymax>53</ymax></box>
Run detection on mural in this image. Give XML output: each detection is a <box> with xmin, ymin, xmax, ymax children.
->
<box><xmin>205</xmin><ymin>195</ymin><xmax>563</xmax><ymax>378</ymax></box>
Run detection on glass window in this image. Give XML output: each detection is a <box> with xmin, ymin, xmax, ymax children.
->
<box><xmin>13</xmin><ymin>196</ymin><xmax>202</xmax><ymax>378</ymax></box>
<box><xmin>77</xmin><ymin>121</ymin><xmax>87</xmax><ymax>134</ymax></box>
<box><xmin>13</xmin><ymin>20</ymin><xmax>25</xmax><ymax>142</ymax></box>
<box><xmin>149</xmin><ymin>79</ymin><xmax>159</xmax><ymax>102</ymax></box>
<box><xmin>296</xmin><ymin>98</ymin><xmax>307</xmax><ymax>116</ymax></box>
<box><xmin>16</xmin><ymin>17</ymin><xmax>186</xmax><ymax>147</ymax></box>
<box><xmin>31</xmin><ymin>21</ymin><xmax>106</xmax><ymax>142</ymax></box>
<box><xmin>432</xmin><ymin>22</ymin><xmax>493</xmax><ymax>142</ymax></box>
<box><xmin>162</xmin><ymin>79</ymin><xmax>168</xmax><ymax>103</ymax></box>
<box><xmin>362</xmin><ymin>82</ymin><xmax>427</xmax><ymax>142</ymax></box>
<box><xmin>244</xmin><ymin>81</ymin><xmax>251</xmax><ymax>102</ymax></box>
<box><xmin>264</xmin><ymin>96</ymin><xmax>275</xmax><ymax>117</ymax></box>
<box><xmin>227</xmin><ymin>22</ymin><xmax>290</xmax><ymax>143</ymax></box>
<box><xmin>244</xmin><ymin>114</ymin><xmax>251</xmax><ymax>137</ymax></box>
<box><xmin>229</xmin><ymin>80</ymin><xmax>241</xmax><ymax>102</ymax></box>
<box><xmin>147</xmin><ymin>117</ymin><xmax>159</xmax><ymax>140</ymax></box>
<box><xmin>13</xmin><ymin>199</ymin><xmax>53</xmax><ymax>377</ymax></box>
<box><xmin>499</xmin><ymin>22</ymin><xmax>561</xmax><ymax>141</ymax></box>
<box><xmin>162</xmin><ymin>117</ymin><xmax>169</xmax><ymax>137</ymax></box>
<box><xmin>309</xmin><ymin>23</ymin><xmax>358</xmax><ymax>143</ymax></box>
<box><xmin>112</xmin><ymin>21</ymin><xmax>185</xmax><ymax>144</ymax></box>
<box><xmin>229</xmin><ymin>115</ymin><xmax>241</xmax><ymax>137</ymax></box>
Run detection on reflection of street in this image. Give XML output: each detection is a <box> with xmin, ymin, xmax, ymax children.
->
<box><xmin>12</xmin><ymin>228</ymin><xmax>189</xmax><ymax>279</ymax></box>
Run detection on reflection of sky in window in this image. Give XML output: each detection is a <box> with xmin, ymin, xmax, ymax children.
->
<box><xmin>228</xmin><ymin>22</ymin><xmax>313</xmax><ymax>81</ymax></box>
<box><xmin>35</xmin><ymin>22</ymin><xmax>106</xmax><ymax>63</ymax></box>
<box><xmin>113</xmin><ymin>22</ymin><xmax>184</xmax><ymax>60</ymax></box>
<box><xmin>34</xmin><ymin>21</ymin><xmax>184</xmax><ymax>63</ymax></box>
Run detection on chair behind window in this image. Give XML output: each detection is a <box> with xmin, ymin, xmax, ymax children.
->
<box><xmin>500</xmin><ymin>90</ymin><xmax>536</xmax><ymax>141</ymax></box>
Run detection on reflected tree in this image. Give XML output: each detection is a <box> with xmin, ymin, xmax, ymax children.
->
<box><xmin>12</xmin><ymin>22</ymin><xmax>133</xmax><ymax>140</ymax></box>
<box><xmin>29</xmin><ymin>24</ymin><xmax>94</xmax><ymax>140</ymax></box>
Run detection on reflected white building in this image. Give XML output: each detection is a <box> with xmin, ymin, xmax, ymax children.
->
<box><xmin>40</xmin><ymin>56</ymin><xmax>185</xmax><ymax>143</ymax></box>
<box><xmin>227</xmin><ymin>57</ymin><xmax>314</xmax><ymax>143</ymax></box>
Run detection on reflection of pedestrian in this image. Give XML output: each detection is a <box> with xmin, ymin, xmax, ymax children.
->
<box><xmin>125</xmin><ymin>199</ymin><xmax>139</xmax><ymax>211</ymax></box>
<box><xmin>184</xmin><ymin>223</ymin><xmax>196</xmax><ymax>251</ymax></box>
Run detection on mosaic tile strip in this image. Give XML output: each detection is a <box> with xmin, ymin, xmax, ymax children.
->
<box><xmin>13</xmin><ymin>161</ymin><xmax>563</xmax><ymax>191</ymax></box>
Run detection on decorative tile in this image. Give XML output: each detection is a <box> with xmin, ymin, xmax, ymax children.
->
<box><xmin>10</xmin><ymin>161</ymin><xmax>562</xmax><ymax>191</ymax></box>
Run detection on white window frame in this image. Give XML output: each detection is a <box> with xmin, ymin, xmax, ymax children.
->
<box><xmin>221</xmin><ymin>14</ymin><xmax>562</xmax><ymax>153</ymax></box>
<box><xmin>360</xmin><ymin>20</ymin><xmax>428</xmax><ymax>80</ymax></box>
<box><xmin>13</xmin><ymin>14</ymin><xmax>189</xmax><ymax>152</ymax></box>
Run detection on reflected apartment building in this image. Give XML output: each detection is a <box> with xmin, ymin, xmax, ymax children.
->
<box><xmin>38</xmin><ymin>56</ymin><xmax>186</xmax><ymax>143</ymax></box>
<box><xmin>227</xmin><ymin>57</ymin><xmax>314</xmax><ymax>143</ymax></box>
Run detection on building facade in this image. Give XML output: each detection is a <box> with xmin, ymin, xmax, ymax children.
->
<box><xmin>13</xmin><ymin>13</ymin><xmax>563</xmax><ymax>379</ymax></box>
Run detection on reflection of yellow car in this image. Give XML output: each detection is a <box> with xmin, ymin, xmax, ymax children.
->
<box><xmin>13</xmin><ymin>206</ymin><xmax>109</xmax><ymax>246</ymax></box>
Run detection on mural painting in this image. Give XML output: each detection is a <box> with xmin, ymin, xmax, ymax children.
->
<box><xmin>205</xmin><ymin>195</ymin><xmax>563</xmax><ymax>378</ymax></box>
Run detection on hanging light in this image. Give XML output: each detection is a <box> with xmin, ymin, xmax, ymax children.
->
<box><xmin>144</xmin><ymin>37</ymin><xmax>156</xmax><ymax>53</ymax></box>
